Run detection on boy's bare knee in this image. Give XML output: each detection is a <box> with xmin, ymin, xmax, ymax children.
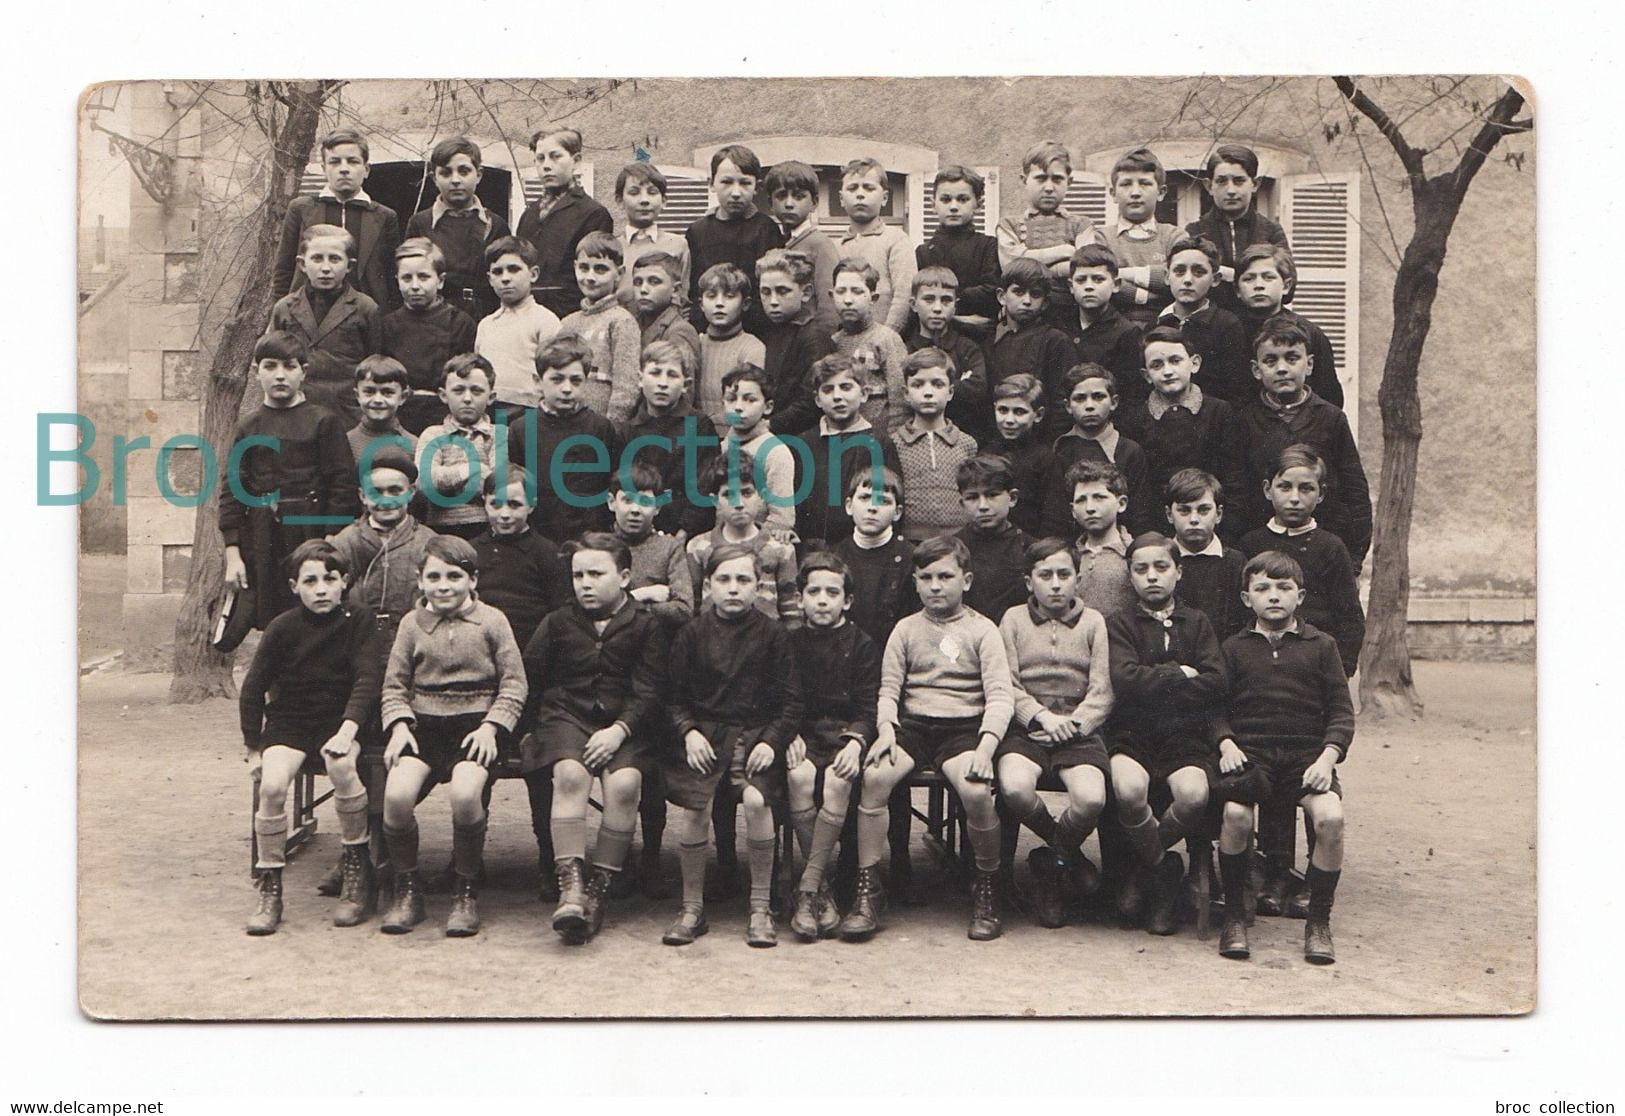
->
<box><xmin>1312</xmin><ymin>809</ymin><xmax>1344</xmax><ymax>839</ymax></box>
<box><xmin>553</xmin><ymin>760</ymin><xmax>591</xmax><ymax>796</ymax></box>
<box><xmin>787</xmin><ymin>762</ymin><xmax>815</xmax><ymax>791</ymax></box>
<box><xmin>1222</xmin><ymin>801</ymin><xmax>1253</xmax><ymax>829</ymax></box>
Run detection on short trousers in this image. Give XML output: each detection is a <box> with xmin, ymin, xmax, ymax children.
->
<box><xmin>399</xmin><ymin>712</ymin><xmax>500</xmax><ymax>787</ymax></box>
<box><xmin>894</xmin><ymin>713</ymin><xmax>987</xmax><ymax>772</ymax></box>
<box><xmin>797</xmin><ymin>720</ymin><xmax>861</xmax><ymax>770</ymax></box>
<box><xmin>524</xmin><ymin>708</ymin><xmax>651</xmax><ymax>776</ymax></box>
<box><xmin>260</xmin><ymin>712</ymin><xmax>356</xmax><ymax>772</ymax></box>
<box><xmin>1107</xmin><ymin>728</ymin><xmax>1216</xmax><ymax>783</ymax></box>
<box><xmin>996</xmin><ymin>728</ymin><xmax>1111</xmax><ymax>779</ymax></box>
<box><xmin>661</xmin><ymin>720</ymin><xmax>785</xmax><ymax>810</ymax></box>
<box><xmin>1216</xmin><ymin>742</ymin><xmax>1343</xmax><ymax>805</ymax></box>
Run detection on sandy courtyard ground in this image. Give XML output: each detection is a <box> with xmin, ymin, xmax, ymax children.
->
<box><xmin>76</xmin><ymin>651</ymin><xmax>1535</xmax><ymax>1020</ymax></box>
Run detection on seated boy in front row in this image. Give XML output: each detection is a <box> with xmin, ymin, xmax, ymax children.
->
<box><xmin>785</xmin><ymin>553</ymin><xmax>881</xmax><ymax>941</ymax></box>
<box><xmin>862</xmin><ymin>536</ymin><xmax>1015</xmax><ymax>942</ymax></box>
<box><xmin>662</xmin><ymin>545</ymin><xmax>803</xmax><ymax>947</ymax></box>
<box><xmin>522</xmin><ymin>532</ymin><xmax>667</xmax><ymax>944</ymax></box>
<box><xmin>1214</xmin><ymin>550</ymin><xmax>1352</xmax><ymax>965</ymax></box>
<box><xmin>377</xmin><ymin>536</ymin><xmax>527</xmax><ymax>938</ymax></box>
<box><xmin>242</xmin><ymin>540</ymin><xmax>382</xmax><ymax>935</ymax></box>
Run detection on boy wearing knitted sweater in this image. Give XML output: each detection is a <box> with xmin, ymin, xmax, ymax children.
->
<box><xmin>852</xmin><ymin>536</ymin><xmax>1014</xmax><ymax>942</ymax></box>
<box><xmin>831</xmin><ymin>257</ymin><xmax>911</xmax><ymax>432</ymax></box>
<box><xmin>685</xmin><ymin>452</ymin><xmax>801</xmax><ymax>626</ymax></box>
<box><xmin>377</xmin><ymin>536</ymin><xmax>527</xmax><ymax>937</ymax></box>
<box><xmin>695</xmin><ymin>262</ymin><xmax>767</xmax><ymax>429</ymax></box>
<box><xmin>892</xmin><ymin>347</ymin><xmax>978</xmax><ymax>542</ymax></box>
<box><xmin>837</xmin><ymin>158</ymin><xmax>916</xmax><ymax>333</ymax></box>
<box><xmin>414</xmin><ymin>353</ymin><xmax>501</xmax><ymax>539</ymax></box>
<box><xmin>996</xmin><ymin>538</ymin><xmax>1114</xmax><ymax>928</ymax></box>
<box><xmin>558</xmin><ymin>232</ymin><xmax>642</xmax><ymax>423</ymax></box>
<box><xmin>996</xmin><ymin>141</ymin><xmax>1104</xmax><ymax>325</ymax></box>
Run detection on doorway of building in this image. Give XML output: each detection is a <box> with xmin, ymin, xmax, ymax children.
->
<box><xmin>366</xmin><ymin>161</ymin><xmax>513</xmax><ymax>226</ymax></box>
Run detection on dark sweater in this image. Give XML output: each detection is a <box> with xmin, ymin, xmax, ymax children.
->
<box><xmin>833</xmin><ymin>534</ymin><xmax>918</xmax><ymax>647</ymax></box>
<box><xmin>685</xmin><ymin>211</ymin><xmax>784</xmax><ymax>335</ymax></box>
<box><xmin>1175</xmin><ymin>546</ymin><xmax>1249</xmax><ymax>643</ymax></box>
<box><xmin>404</xmin><ymin>205</ymin><xmax>511</xmax><ymax>321</ymax></box>
<box><xmin>1158</xmin><ymin>303</ymin><xmax>1252</xmax><ymax>405</ymax></box>
<box><xmin>239</xmin><ymin>603</ymin><xmax>381</xmax><ymax>747</ymax></box>
<box><xmin>616</xmin><ymin>399</ymin><xmax>720</xmax><ymax>538</ymax></box>
<box><xmin>1118</xmin><ymin>394</ymin><xmax>1247</xmax><ymax>530</ymax></box>
<box><xmin>1106</xmin><ymin>603</ymin><xmax>1226</xmax><ymax>742</ymax></box>
<box><xmin>1213</xmin><ymin>621</ymin><xmax>1355</xmax><ymax>759</ymax></box>
<box><xmin>521</xmin><ymin>597</ymin><xmax>666</xmax><ymax>733</ymax></box>
<box><xmin>764</xmin><ymin>314</ymin><xmax>838</xmax><ymax>436</ymax></box>
<box><xmin>985</xmin><ymin>322</ymin><xmax>1079</xmax><ymax>442</ymax></box>
<box><xmin>515</xmin><ymin>187</ymin><xmax>616</xmax><ymax>318</ymax></box>
<box><xmin>1240</xmin><ymin>307</ymin><xmax>1343</xmax><ymax>409</ymax></box>
<box><xmin>1039</xmin><ymin>427</ymin><xmax>1156</xmax><ymax>540</ymax></box>
<box><xmin>956</xmin><ymin>520</ymin><xmax>1034</xmax><ymax>623</ymax></box>
<box><xmin>791</xmin><ymin>621</ymin><xmax>881</xmax><ymax>744</ymax></box>
<box><xmin>905</xmin><ymin>323</ymin><xmax>990</xmax><ymax>440</ymax></box>
<box><xmin>1185</xmin><ymin>209</ymin><xmax>1289</xmax><ymax>314</ymax></box>
<box><xmin>273</xmin><ymin>194</ymin><xmax>403</xmax><ymax>310</ymax></box>
<box><xmin>381</xmin><ymin>301</ymin><xmax>479</xmax><ymax>394</ymax></box>
<box><xmin>915</xmin><ymin>225</ymin><xmax>1002</xmax><ymax>321</ymax></box>
<box><xmin>792</xmin><ymin>422</ymin><xmax>901</xmax><ymax>546</ymax></box>
<box><xmin>668</xmin><ymin>606</ymin><xmax>803</xmax><ymax>754</ymax></box>
<box><xmin>1239</xmin><ymin>524</ymin><xmax>1366</xmax><ymax>675</ymax></box>
<box><xmin>472</xmin><ymin>529</ymin><xmax>571</xmax><ymax>650</ymax></box>
<box><xmin>984</xmin><ymin>429</ymin><xmax>1050</xmax><ymax>537</ymax></box>
<box><xmin>506</xmin><ymin>406</ymin><xmax>622</xmax><ymax>543</ymax></box>
<box><xmin>219</xmin><ymin>401</ymin><xmax>358</xmax><ymax>547</ymax></box>
<box><xmin>1055</xmin><ymin>304</ymin><xmax>1147</xmax><ymax>413</ymax></box>
<box><xmin>1236</xmin><ymin>392</ymin><xmax>1371</xmax><ymax>565</ymax></box>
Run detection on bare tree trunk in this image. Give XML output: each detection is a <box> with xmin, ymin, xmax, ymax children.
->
<box><xmin>1359</xmin><ymin>193</ymin><xmax>1455</xmax><ymax>719</ymax></box>
<box><xmin>169</xmin><ymin>82</ymin><xmax>330</xmax><ymax>703</ymax></box>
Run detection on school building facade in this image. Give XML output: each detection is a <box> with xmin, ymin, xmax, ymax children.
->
<box><xmin>91</xmin><ymin>77</ymin><xmax>1535</xmax><ymax>665</ymax></box>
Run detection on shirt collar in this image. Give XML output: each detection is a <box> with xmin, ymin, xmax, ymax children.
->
<box><xmin>1026</xmin><ymin>595</ymin><xmax>1087</xmax><ymax>627</ymax></box>
<box><xmin>1110</xmin><ymin>215</ymin><xmax>1161</xmax><ymax>240</ymax></box>
<box><xmin>430</xmin><ymin>196</ymin><xmax>490</xmax><ymax>228</ymax></box>
<box><xmin>318</xmin><ymin>186</ymin><xmax>374</xmax><ymax>205</ymax></box>
<box><xmin>1158</xmin><ymin>300</ymin><xmax>1212</xmax><ymax>325</ymax></box>
<box><xmin>784</xmin><ymin>216</ymin><xmax>816</xmax><ymax>243</ymax></box>
<box><xmin>415</xmin><ymin>595</ymin><xmax>479</xmax><ymax>632</ymax></box>
<box><xmin>445</xmin><ymin>416</ymin><xmax>496</xmax><ymax>439</ymax></box>
<box><xmin>842</xmin><ymin>223</ymin><xmax>885</xmax><ymax>241</ymax></box>
<box><xmin>1147</xmin><ymin>382</ymin><xmax>1204</xmax><ymax>419</ymax></box>
<box><xmin>1266</xmin><ymin>517</ymin><xmax>1318</xmax><ymax>537</ymax></box>
<box><xmin>1077</xmin><ymin>524</ymin><xmax>1131</xmax><ymax>555</ymax></box>
<box><xmin>895</xmin><ymin>420</ymin><xmax>965</xmax><ymax>446</ymax></box>
<box><xmin>1261</xmin><ymin>388</ymin><xmax>1311</xmax><ymax>416</ymax></box>
<box><xmin>1139</xmin><ymin>601</ymin><xmax>1177</xmax><ymax>624</ymax></box>
<box><xmin>625</xmin><ymin>224</ymin><xmax>660</xmax><ymax>245</ymax></box>
<box><xmin>851</xmin><ymin>526</ymin><xmax>894</xmax><ymax>549</ymax></box>
<box><xmin>1251</xmin><ymin>618</ymin><xmax>1302</xmax><ymax>640</ymax></box>
<box><xmin>819</xmin><ymin>415</ymin><xmax>873</xmax><ymax>437</ymax></box>
<box><xmin>1176</xmin><ymin>535</ymin><xmax>1225</xmax><ymax>558</ymax></box>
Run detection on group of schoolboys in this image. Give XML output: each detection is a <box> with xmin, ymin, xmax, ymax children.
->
<box><xmin>231</xmin><ymin>127</ymin><xmax>1367</xmax><ymax>966</ymax></box>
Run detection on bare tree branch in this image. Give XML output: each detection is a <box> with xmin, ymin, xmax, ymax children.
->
<box><xmin>1449</xmin><ymin>84</ymin><xmax>1531</xmax><ymax>204</ymax></box>
<box><xmin>1333</xmin><ymin>75</ymin><xmax>1426</xmax><ymax>182</ymax></box>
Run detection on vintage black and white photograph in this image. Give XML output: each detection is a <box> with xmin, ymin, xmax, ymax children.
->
<box><xmin>68</xmin><ymin>72</ymin><xmax>1537</xmax><ymax>1024</ymax></box>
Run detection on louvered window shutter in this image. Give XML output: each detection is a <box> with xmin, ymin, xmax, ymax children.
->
<box><xmin>521</xmin><ymin>163</ymin><xmax>595</xmax><ymax>208</ymax></box>
<box><xmin>919</xmin><ymin>165</ymin><xmax>1002</xmax><ymax>244</ymax></box>
<box><xmin>652</xmin><ymin>167</ymin><xmax>714</xmax><ymax>238</ymax></box>
<box><xmin>1279</xmin><ymin>173</ymin><xmax>1361</xmax><ymax>435</ymax></box>
<box><xmin>1066</xmin><ymin>171</ymin><xmax>1114</xmax><ymax>228</ymax></box>
<box><xmin>299</xmin><ymin>165</ymin><xmax>326</xmax><ymax>197</ymax></box>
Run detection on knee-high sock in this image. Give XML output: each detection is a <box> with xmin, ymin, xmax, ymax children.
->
<box><xmin>1053</xmin><ymin>804</ymin><xmax>1097</xmax><ymax>856</ymax></box>
<box><xmin>593</xmin><ymin>824</ymin><xmax>634</xmax><ymax>874</ymax></box>
<box><xmin>678</xmin><ymin>839</ymin><xmax>709</xmax><ymax>908</ymax></box>
<box><xmin>640</xmin><ymin>790</ymin><xmax>667</xmax><ymax>852</ymax></box>
<box><xmin>1020</xmin><ymin>798</ymin><xmax>1057</xmax><ymax>843</ymax></box>
<box><xmin>1305</xmin><ymin>864</ymin><xmax>1340</xmax><ymax>922</ymax></box>
<box><xmin>1158</xmin><ymin>800</ymin><xmax>1201</xmax><ymax>850</ymax></box>
<box><xmin>887</xmin><ymin>788</ymin><xmax>912</xmax><ymax>867</ymax></box>
<box><xmin>799</xmin><ymin>808</ymin><xmax>845</xmax><ymax>892</ymax></box>
<box><xmin>856</xmin><ymin>804</ymin><xmax>890</xmax><ymax>869</ymax></box>
<box><xmin>525</xmin><ymin>772</ymin><xmax>554</xmax><ymax>855</ymax></box>
<box><xmin>384</xmin><ymin>820</ymin><xmax>419</xmax><ymax>874</ymax></box>
<box><xmin>1220</xmin><ymin>850</ymin><xmax>1249</xmax><ymax>915</ymax></box>
<box><xmin>790</xmin><ymin>805</ymin><xmax>817</xmax><ymax>859</ymax></box>
<box><xmin>254</xmin><ymin>813</ymin><xmax>289</xmax><ymax>870</ymax></box>
<box><xmin>452</xmin><ymin>818</ymin><xmax>486</xmax><ymax>880</ymax></box>
<box><xmin>967</xmin><ymin>819</ymin><xmax>1002</xmax><ymax>874</ymax></box>
<box><xmin>335</xmin><ymin>791</ymin><xmax>370</xmax><ymax>845</ymax></box>
<box><xmin>1122</xmin><ymin>808</ymin><xmax>1162</xmax><ymax>867</ymax></box>
<box><xmin>552</xmin><ymin>815</ymin><xmax>588</xmax><ymax>863</ymax></box>
<box><xmin>748</xmin><ymin>836</ymin><xmax>776</xmax><ymax>906</ymax></box>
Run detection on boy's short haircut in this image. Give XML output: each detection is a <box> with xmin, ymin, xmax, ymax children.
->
<box><xmin>697</xmin><ymin>262</ymin><xmax>752</xmax><ymax>299</ymax></box>
<box><xmin>565</xmin><ymin>530</ymin><xmax>633</xmax><ymax>572</ymax></box>
<box><xmin>955</xmin><ymin>453</ymin><xmax>1017</xmax><ymax>494</ymax></box>
<box><xmin>912</xmin><ymin>265</ymin><xmax>959</xmax><ymax>295</ymax></box>
<box><xmin>847</xmin><ymin>464</ymin><xmax>905</xmax><ymax>504</ymax></box>
<box><xmin>1111</xmin><ymin>146</ymin><xmax>1166</xmax><ymax>188</ymax></box>
<box><xmin>619</xmin><ymin>459</ymin><xmax>665</xmax><ymax>497</ymax></box>
<box><xmin>285</xmin><ymin>538</ymin><xmax>350</xmax><ymax>581</ymax></box>
<box><xmin>703</xmin><ymin>541</ymin><xmax>762</xmax><ymax>579</ymax></box>
<box><xmin>903</xmin><ymin>346</ymin><xmax>959</xmax><ymax>384</ymax></box>
<box><xmin>421</xmin><ymin>533</ymin><xmax>479</xmax><ymax>575</ymax></box>
<box><xmin>538</xmin><ymin>334</ymin><xmax>595</xmax><ymax>375</ymax></box>
<box><xmin>1125</xmin><ymin>531</ymin><xmax>1180</xmax><ymax>564</ymax></box>
<box><xmin>299</xmin><ymin>222</ymin><xmax>355</xmax><ymax>256</ymax></box>
<box><xmin>641</xmin><ymin>338</ymin><xmax>695</xmax><ymax>378</ymax></box>
<box><xmin>701</xmin><ymin>450</ymin><xmax>758</xmax><ymax>497</ymax></box>
<box><xmin>1023</xmin><ymin>536</ymin><xmax>1078</xmax><ymax>573</ymax></box>
<box><xmin>1273</xmin><ymin>443</ymin><xmax>1328</xmax><ymax>485</ymax></box>
<box><xmin>254</xmin><ymin>330</ymin><xmax>310</xmax><ymax>366</ymax></box>
<box><xmin>809</xmin><ymin>352</ymin><xmax>856</xmax><ymax>391</ymax></box>
<box><xmin>841</xmin><ymin>157</ymin><xmax>887</xmax><ymax>185</ymax></box>
<box><xmin>632</xmin><ymin>249</ymin><xmax>685</xmax><ymax>285</ymax></box>
<box><xmin>366</xmin><ymin>445</ymin><xmax>418</xmax><ymax>484</ymax></box>
<box><xmin>710</xmin><ymin>144</ymin><xmax>763</xmax><ymax>181</ymax></box>
<box><xmin>320</xmin><ymin>129</ymin><xmax>369</xmax><ymax>163</ymax></box>
<box><xmin>1206</xmin><ymin>143</ymin><xmax>1260</xmax><ymax>180</ymax></box>
<box><xmin>531</xmin><ymin>127</ymin><xmax>584</xmax><ymax>155</ymax></box>
<box><xmin>482</xmin><ymin>464</ymin><xmax>537</xmax><ymax>499</ymax></box>
<box><xmin>833</xmin><ymin>256</ymin><xmax>880</xmax><ymax>292</ymax></box>
<box><xmin>614</xmin><ymin>161</ymin><xmax>667</xmax><ymax>199</ymax></box>
<box><xmin>355</xmin><ymin>354</ymin><xmax>409</xmax><ymax>388</ymax></box>
<box><xmin>484</xmin><ymin>235</ymin><xmax>538</xmax><ymax>269</ymax></box>
<box><xmin>1063</xmin><ymin>361</ymin><xmax>1118</xmax><ymax>396</ymax></box>
<box><xmin>911</xmin><ymin>534</ymin><xmax>971</xmax><ymax>572</ymax></box>
<box><xmin>1065</xmin><ymin>459</ymin><xmax>1127</xmax><ymax>498</ymax></box>
<box><xmin>575</xmin><ymin>231</ymin><xmax>623</xmax><ymax>265</ymax></box>
<box><xmin>1237</xmin><ymin>242</ymin><xmax>1296</xmax><ymax>284</ymax></box>
<box><xmin>992</xmin><ymin>373</ymin><xmax>1044</xmax><ymax>407</ymax></box>
<box><xmin>797</xmin><ymin>550</ymin><xmax>856</xmax><ymax>595</ymax></box>
<box><xmin>1140</xmin><ymin>324</ymin><xmax>1193</xmax><ymax>355</ymax></box>
<box><xmin>932</xmin><ymin>164</ymin><xmax>985</xmax><ymax>200</ymax></box>
<box><xmin>395</xmin><ymin>236</ymin><xmax>447</xmax><ymax>275</ymax></box>
<box><xmin>721</xmin><ymin>362</ymin><xmax>772</xmax><ymax>402</ymax></box>
<box><xmin>1070</xmin><ymin>242</ymin><xmax>1121</xmax><ymax>277</ymax></box>
<box><xmin>763</xmin><ymin>160</ymin><xmax>819</xmax><ymax>197</ymax></box>
<box><xmin>1022</xmin><ymin>141</ymin><xmax>1073</xmax><ymax>175</ymax></box>
<box><xmin>999</xmin><ymin>257</ymin><xmax>1051</xmax><ymax>297</ymax></box>
<box><xmin>756</xmin><ymin>249</ymin><xmax>815</xmax><ymax>288</ymax></box>
<box><xmin>441</xmin><ymin>352</ymin><xmax>496</xmax><ymax>390</ymax></box>
<box><xmin>1165</xmin><ymin>467</ymin><xmax>1223</xmax><ymax>508</ymax></box>
<box><xmin>1242</xmin><ymin>549</ymin><xmax>1306</xmax><ymax>588</ymax></box>
<box><xmin>429</xmin><ymin>137</ymin><xmax>482</xmax><ymax>170</ymax></box>
<box><xmin>1252</xmin><ymin>313</ymin><xmax>1312</xmax><ymax>355</ymax></box>
<box><xmin>1167</xmin><ymin>233</ymin><xmax>1222</xmax><ymax>269</ymax></box>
